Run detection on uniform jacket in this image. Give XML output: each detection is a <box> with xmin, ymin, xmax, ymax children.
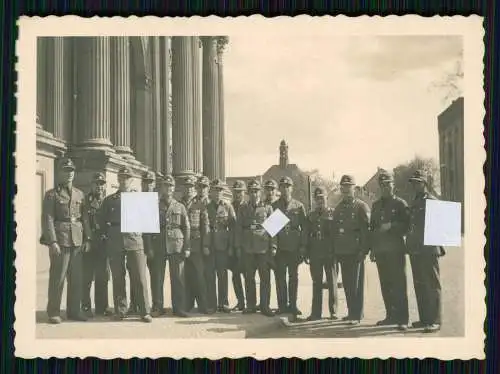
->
<box><xmin>100</xmin><ymin>191</ymin><xmax>144</xmax><ymax>252</ymax></box>
<box><xmin>207</xmin><ymin>200</ymin><xmax>236</xmax><ymax>252</ymax></box>
<box><xmin>181</xmin><ymin>195</ymin><xmax>209</xmax><ymax>252</ymax></box>
<box><xmin>332</xmin><ymin>197</ymin><xmax>370</xmax><ymax>255</ymax></box>
<box><xmin>235</xmin><ymin>200</ymin><xmax>276</xmax><ymax>254</ymax></box>
<box><xmin>232</xmin><ymin>199</ymin><xmax>247</xmax><ymax>250</ymax></box>
<box><xmin>370</xmin><ymin>194</ymin><xmax>410</xmax><ymax>255</ymax></box>
<box><xmin>159</xmin><ymin>198</ymin><xmax>191</xmax><ymax>255</ymax></box>
<box><xmin>306</xmin><ymin>207</ymin><xmax>335</xmax><ymax>259</ymax></box>
<box><xmin>274</xmin><ymin>198</ymin><xmax>307</xmax><ymax>252</ymax></box>
<box><xmin>83</xmin><ymin>192</ymin><xmax>106</xmax><ymax>248</ymax></box>
<box><xmin>406</xmin><ymin>192</ymin><xmax>446</xmax><ymax>256</ymax></box>
<box><xmin>40</xmin><ymin>184</ymin><xmax>90</xmax><ymax>248</ymax></box>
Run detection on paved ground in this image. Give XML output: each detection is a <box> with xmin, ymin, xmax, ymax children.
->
<box><xmin>36</xmin><ymin>244</ymin><xmax>464</xmax><ymax>339</ymax></box>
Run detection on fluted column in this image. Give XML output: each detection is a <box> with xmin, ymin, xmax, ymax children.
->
<box><xmin>78</xmin><ymin>37</ymin><xmax>112</xmax><ymax>148</ymax></box>
<box><xmin>160</xmin><ymin>37</ymin><xmax>172</xmax><ymax>174</ymax></box>
<box><xmin>192</xmin><ymin>36</ymin><xmax>203</xmax><ymax>175</ymax></box>
<box><xmin>201</xmin><ymin>36</ymin><xmax>219</xmax><ymax>179</ymax></box>
<box><xmin>110</xmin><ymin>37</ymin><xmax>133</xmax><ymax>157</ymax></box>
<box><xmin>36</xmin><ymin>38</ymin><xmax>47</xmax><ymax>129</ymax></box>
<box><xmin>171</xmin><ymin>36</ymin><xmax>194</xmax><ymax>176</ymax></box>
<box><xmin>217</xmin><ymin>41</ymin><xmax>226</xmax><ymax>181</ymax></box>
<box><xmin>151</xmin><ymin>36</ymin><xmax>163</xmax><ymax>171</ymax></box>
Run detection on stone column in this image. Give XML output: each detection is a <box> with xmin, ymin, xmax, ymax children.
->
<box><xmin>36</xmin><ymin>38</ymin><xmax>47</xmax><ymax>129</ymax></box>
<box><xmin>216</xmin><ymin>40</ymin><xmax>226</xmax><ymax>180</ymax></box>
<box><xmin>171</xmin><ymin>36</ymin><xmax>194</xmax><ymax>176</ymax></box>
<box><xmin>192</xmin><ymin>36</ymin><xmax>203</xmax><ymax>175</ymax></box>
<box><xmin>110</xmin><ymin>37</ymin><xmax>133</xmax><ymax>157</ymax></box>
<box><xmin>151</xmin><ymin>36</ymin><xmax>163</xmax><ymax>171</ymax></box>
<box><xmin>77</xmin><ymin>37</ymin><xmax>112</xmax><ymax>148</ymax></box>
<box><xmin>201</xmin><ymin>36</ymin><xmax>219</xmax><ymax>180</ymax></box>
<box><xmin>160</xmin><ymin>37</ymin><xmax>172</xmax><ymax>175</ymax></box>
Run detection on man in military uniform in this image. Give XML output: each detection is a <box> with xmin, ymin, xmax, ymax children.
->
<box><xmin>156</xmin><ymin>175</ymin><xmax>191</xmax><ymax>317</ymax></box>
<box><xmin>407</xmin><ymin>170</ymin><xmax>446</xmax><ymax>333</ymax></box>
<box><xmin>100</xmin><ymin>166</ymin><xmax>152</xmax><ymax>322</ymax></box>
<box><xmin>230</xmin><ymin>180</ymin><xmax>248</xmax><ymax>311</ymax></box>
<box><xmin>206</xmin><ymin>179</ymin><xmax>237</xmax><ymax>313</ymax></box>
<box><xmin>370</xmin><ymin>172</ymin><xmax>410</xmax><ymax>330</ymax></box>
<box><xmin>81</xmin><ymin>172</ymin><xmax>112</xmax><ymax>317</ymax></box>
<box><xmin>235</xmin><ymin>179</ymin><xmax>276</xmax><ymax>316</ymax></box>
<box><xmin>182</xmin><ymin>175</ymin><xmax>211</xmax><ymax>314</ymax></box>
<box><xmin>332</xmin><ymin>175</ymin><xmax>370</xmax><ymax>325</ymax></box>
<box><xmin>40</xmin><ymin>158</ymin><xmax>90</xmax><ymax>324</ymax></box>
<box><xmin>195</xmin><ymin>175</ymin><xmax>217</xmax><ymax>310</ymax></box>
<box><xmin>274</xmin><ymin>176</ymin><xmax>307</xmax><ymax>317</ymax></box>
<box><xmin>305</xmin><ymin>187</ymin><xmax>338</xmax><ymax>321</ymax></box>
<box><xmin>127</xmin><ymin>170</ymin><xmax>157</xmax><ymax>316</ymax></box>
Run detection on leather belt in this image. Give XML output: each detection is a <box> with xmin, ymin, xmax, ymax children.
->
<box><xmin>56</xmin><ymin>218</ymin><xmax>81</xmax><ymax>223</ymax></box>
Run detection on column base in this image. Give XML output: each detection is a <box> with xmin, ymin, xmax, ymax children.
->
<box><xmin>78</xmin><ymin>138</ymin><xmax>113</xmax><ymax>150</ymax></box>
<box><xmin>114</xmin><ymin>145</ymin><xmax>135</xmax><ymax>159</ymax></box>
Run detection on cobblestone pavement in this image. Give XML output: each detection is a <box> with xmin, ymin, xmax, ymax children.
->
<box><xmin>36</xmin><ymin>245</ymin><xmax>463</xmax><ymax>339</ymax></box>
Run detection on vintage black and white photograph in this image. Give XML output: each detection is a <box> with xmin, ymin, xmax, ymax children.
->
<box><xmin>15</xmin><ymin>16</ymin><xmax>485</xmax><ymax>359</ymax></box>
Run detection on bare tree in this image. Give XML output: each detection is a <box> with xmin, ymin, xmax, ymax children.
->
<box><xmin>429</xmin><ymin>57</ymin><xmax>464</xmax><ymax>108</ymax></box>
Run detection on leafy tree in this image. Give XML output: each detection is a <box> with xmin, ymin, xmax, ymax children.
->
<box><xmin>393</xmin><ymin>156</ymin><xmax>441</xmax><ymax>204</ymax></box>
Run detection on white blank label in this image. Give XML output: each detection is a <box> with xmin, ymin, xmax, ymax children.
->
<box><xmin>120</xmin><ymin>192</ymin><xmax>160</xmax><ymax>233</ymax></box>
<box><xmin>262</xmin><ymin>209</ymin><xmax>291</xmax><ymax>238</ymax></box>
<box><xmin>424</xmin><ymin>199</ymin><xmax>462</xmax><ymax>247</ymax></box>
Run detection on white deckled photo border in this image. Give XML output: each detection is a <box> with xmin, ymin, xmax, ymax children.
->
<box><xmin>14</xmin><ymin>15</ymin><xmax>486</xmax><ymax>359</ymax></box>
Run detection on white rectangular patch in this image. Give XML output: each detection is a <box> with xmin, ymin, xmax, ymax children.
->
<box><xmin>262</xmin><ymin>208</ymin><xmax>290</xmax><ymax>237</ymax></box>
<box><xmin>120</xmin><ymin>192</ymin><xmax>160</xmax><ymax>233</ymax></box>
<box><xmin>424</xmin><ymin>199</ymin><xmax>462</xmax><ymax>247</ymax></box>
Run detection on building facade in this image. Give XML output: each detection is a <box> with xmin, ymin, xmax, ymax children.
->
<box><xmin>438</xmin><ymin>96</ymin><xmax>464</xmax><ymax>230</ymax></box>
<box><xmin>36</xmin><ymin>36</ymin><xmax>229</xmax><ymax>268</ymax></box>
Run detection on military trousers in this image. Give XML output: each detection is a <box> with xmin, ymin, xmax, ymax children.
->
<box><xmin>108</xmin><ymin>250</ymin><xmax>151</xmax><ymax>317</ymax></box>
<box><xmin>47</xmin><ymin>246</ymin><xmax>83</xmax><ymax>318</ymax></box>
<box><xmin>228</xmin><ymin>254</ymin><xmax>245</xmax><ymax>307</ymax></box>
<box><xmin>203</xmin><ymin>251</ymin><xmax>217</xmax><ymax>310</ymax></box>
<box><xmin>275</xmin><ymin>251</ymin><xmax>302</xmax><ymax>311</ymax></box>
<box><xmin>185</xmin><ymin>252</ymin><xmax>208</xmax><ymax>312</ymax></box>
<box><xmin>81</xmin><ymin>243</ymin><xmax>110</xmax><ymax>314</ymax></box>
<box><xmin>214</xmin><ymin>251</ymin><xmax>230</xmax><ymax>308</ymax></box>
<box><xmin>127</xmin><ymin>257</ymin><xmax>140</xmax><ymax>311</ymax></box>
<box><xmin>337</xmin><ymin>254</ymin><xmax>365</xmax><ymax>321</ymax></box>
<box><xmin>309</xmin><ymin>255</ymin><xmax>339</xmax><ymax>318</ymax></box>
<box><xmin>375</xmin><ymin>252</ymin><xmax>409</xmax><ymax>324</ymax></box>
<box><xmin>165</xmin><ymin>253</ymin><xmax>187</xmax><ymax>313</ymax></box>
<box><xmin>410</xmin><ymin>253</ymin><xmax>442</xmax><ymax>325</ymax></box>
<box><xmin>244</xmin><ymin>252</ymin><xmax>272</xmax><ymax>310</ymax></box>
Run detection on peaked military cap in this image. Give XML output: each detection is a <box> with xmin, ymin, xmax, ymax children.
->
<box><xmin>279</xmin><ymin>176</ymin><xmax>294</xmax><ymax>186</ymax></box>
<box><xmin>197</xmin><ymin>176</ymin><xmax>210</xmax><ymax>187</ymax></box>
<box><xmin>232</xmin><ymin>180</ymin><xmax>247</xmax><ymax>191</ymax></box>
<box><xmin>210</xmin><ymin>178</ymin><xmax>226</xmax><ymax>190</ymax></box>
<box><xmin>264</xmin><ymin>179</ymin><xmax>278</xmax><ymax>189</ymax></box>
<box><xmin>93</xmin><ymin>172</ymin><xmax>106</xmax><ymax>184</ymax></box>
<box><xmin>58</xmin><ymin>158</ymin><xmax>75</xmax><ymax>171</ymax></box>
<box><xmin>247</xmin><ymin>179</ymin><xmax>262</xmax><ymax>190</ymax></box>
<box><xmin>378</xmin><ymin>172</ymin><xmax>394</xmax><ymax>184</ymax></box>
<box><xmin>184</xmin><ymin>175</ymin><xmax>198</xmax><ymax>186</ymax></box>
<box><xmin>142</xmin><ymin>170</ymin><xmax>156</xmax><ymax>181</ymax></box>
<box><xmin>409</xmin><ymin>170</ymin><xmax>427</xmax><ymax>183</ymax></box>
<box><xmin>314</xmin><ymin>186</ymin><xmax>327</xmax><ymax>197</ymax></box>
<box><xmin>118</xmin><ymin>166</ymin><xmax>133</xmax><ymax>177</ymax></box>
<box><xmin>340</xmin><ymin>175</ymin><xmax>356</xmax><ymax>185</ymax></box>
<box><xmin>162</xmin><ymin>174</ymin><xmax>176</xmax><ymax>186</ymax></box>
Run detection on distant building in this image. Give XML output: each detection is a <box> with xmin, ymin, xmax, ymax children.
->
<box><xmin>227</xmin><ymin>140</ymin><xmax>313</xmax><ymax>211</ymax></box>
<box><xmin>438</xmin><ymin>97</ymin><xmax>464</xmax><ymax>231</ymax></box>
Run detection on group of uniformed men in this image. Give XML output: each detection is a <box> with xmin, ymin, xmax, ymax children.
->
<box><xmin>41</xmin><ymin>157</ymin><xmax>445</xmax><ymax>334</ymax></box>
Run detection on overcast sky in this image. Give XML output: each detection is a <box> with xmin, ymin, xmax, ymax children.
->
<box><xmin>223</xmin><ymin>35</ymin><xmax>463</xmax><ymax>184</ymax></box>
